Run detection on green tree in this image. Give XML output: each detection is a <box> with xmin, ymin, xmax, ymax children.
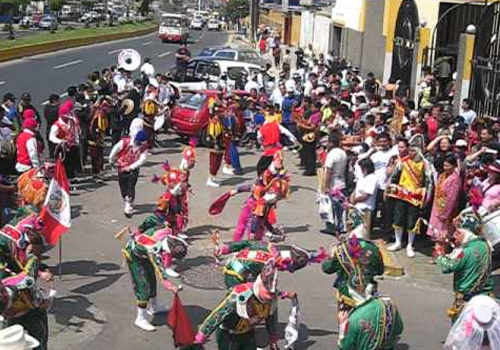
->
<box><xmin>0</xmin><ymin>0</ymin><xmax>30</xmax><ymax>6</ymax></box>
<box><xmin>222</xmin><ymin>0</ymin><xmax>249</xmax><ymax>24</ymax></box>
<box><xmin>49</xmin><ymin>0</ymin><xmax>65</xmax><ymax>13</ymax></box>
<box><xmin>139</xmin><ymin>0</ymin><xmax>150</xmax><ymax>16</ymax></box>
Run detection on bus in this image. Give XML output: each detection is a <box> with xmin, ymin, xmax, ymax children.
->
<box><xmin>159</xmin><ymin>13</ymin><xmax>189</xmax><ymax>43</ymax></box>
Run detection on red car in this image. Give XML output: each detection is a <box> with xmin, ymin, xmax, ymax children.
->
<box><xmin>170</xmin><ymin>90</ymin><xmax>247</xmax><ymax>146</ymax></box>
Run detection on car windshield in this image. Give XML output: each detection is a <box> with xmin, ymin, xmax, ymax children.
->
<box><xmin>214</xmin><ymin>51</ymin><xmax>236</xmax><ymax>59</ymax></box>
<box><xmin>179</xmin><ymin>93</ymin><xmax>207</xmax><ymax>109</ymax></box>
<box><xmin>162</xmin><ymin>17</ymin><xmax>181</xmax><ymax>27</ymax></box>
<box><xmin>198</xmin><ymin>48</ymin><xmax>216</xmax><ymax>57</ymax></box>
<box><xmin>239</xmin><ymin>51</ymin><xmax>260</xmax><ymax>62</ymax></box>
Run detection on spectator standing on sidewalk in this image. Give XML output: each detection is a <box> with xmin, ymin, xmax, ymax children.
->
<box><xmin>43</xmin><ymin>94</ymin><xmax>60</xmax><ymax>159</ymax></box>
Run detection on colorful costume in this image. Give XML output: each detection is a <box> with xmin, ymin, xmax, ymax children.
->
<box><xmin>87</xmin><ymin>101</ymin><xmax>109</xmax><ymax>176</ymax></box>
<box><xmin>386</xmin><ymin>135</ymin><xmax>434</xmax><ymax>257</ymax></box>
<box><xmin>187</xmin><ymin>260</ymin><xmax>293</xmax><ymax>350</ymax></box>
<box><xmin>435</xmin><ymin>208</ymin><xmax>494</xmax><ymax>321</ymax></box>
<box><xmin>0</xmin><ymin>213</ymin><xmax>50</xmax><ymax>350</ymax></box>
<box><xmin>338</xmin><ymin>297</ymin><xmax>404</xmax><ymax>350</ymax></box>
<box><xmin>120</xmin><ymin>225</ymin><xmax>187</xmax><ymax>331</ymax></box>
<box><xmin>17</xmin><ymin>164</ymin><xmax>53</xmax><ymax>209</ymax></box>
<box><xmin>216</xmin><ymin>240</ymin><xmax>325</xmax><ymax>288</ymax></box>
<box><xmin>322</xmin><ymin>207</ymin><xmax>384</xmax><ymax>309</ymax></box>
<box><xmin>109</xmin><ymin>131</ymin><xmax>149</xmax><ymax>217</ymax></box>
<box><xmin>426</xmin><ymin>169</ymin><xmax>461</xmax><ymax>242</ymax></box>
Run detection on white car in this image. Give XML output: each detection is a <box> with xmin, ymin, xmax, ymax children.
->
<box><xmin>173</xmin><ymin>58</ymin><xmax>262</xmax><ymax>91</ymax></box>
<box><xmin>207</xmin><ymin>19</ymin><xmax>220</xmax><ymax>31</ymax></box>
<box><xmin>190</xmin><ymin>19</ymin><xmax>203</xmax><ymax>30</ymax></box>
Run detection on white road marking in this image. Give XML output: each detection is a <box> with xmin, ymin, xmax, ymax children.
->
<box><xmin>142</xmin><ymin>41</ymin><xmax>152</xmax><ymax>46</ymax></box>
<box><xmin>0</xmin><ymin>81</ymin><xmax>5</xmax><ymax>86</ymax></box>
<box><xmin>108</xmin><ymin>49</ymin><xmax>123</xmax><ymax>55</ymax></box>
<box><xmin>158</xmin><ymin>51</ymin><xmax>172</xmax><ymax>58</ymax></box>
<box><xmin>53</xmin><ymin>59</ymin><xmax>83</xmax><ymax>70</ymax></box>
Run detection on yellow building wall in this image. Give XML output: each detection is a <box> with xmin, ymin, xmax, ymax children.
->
<box><xmin>291</xmin><ymin>14</ymin><xmax>301</xmax><ymax>47</ymax></box>
<box><xmin>259</xmin><ymin>9</ymin><xmax>285</xmax><ymax>34</ymax></box>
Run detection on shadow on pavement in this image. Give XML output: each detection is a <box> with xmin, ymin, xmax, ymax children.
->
<box><xmin>221</xmin><ymin>177</ymin><xmax>252</xmax><ymax>187</ymax></box>
<box><xmin>51</xmin><ymin>295</ymin><xmax>106</xmax><ymax>328</ymax></box>
<box><xmin>284</xmin><ymin>224</ymin><xmax>310</xmax><ymax>234</ymax></box>
<box><xmin>290</xmin><ymin>185</ymin><xmax>317</xmax><ymax>194</ymax></box>
<box><xmin>152</xmin><ymin>304</ymin><xmax>211</xmax><ymax>327</ymax></box>
<box><xmin>51</xmin><ymin>260</ymin><xmax>124</xmax><ymax>295</ymax></box>
<box><xmin>254</xmin><ymin>323</ymin><xmax>335</xmax><ymax>349</ymax></box>
<box><xmin>186</xmin><ymin>224</ymin><xmax>233</xmax><ymax>237</ymax></box>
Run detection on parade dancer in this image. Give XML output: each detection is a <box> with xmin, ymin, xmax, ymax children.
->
<box><xmin>49</xmin><ymin>100</ymin><xmax>81</xmax><ymax>180</ymax></box>
<box><xmin>109</xmin><ymin>130</ymin><xmax>149</xmax><ymax>218</ymax></box>
<box><xmin>444</xmin><ymin>295</ymin><xmax>500</xmax><ymax>350</ymax></box>
<box><xmin>337</xmin><ymin>296</ymin><xmax>404</xmax><ymax>350</ymax></box>
<box><xmin>0</xmin><ymin>213</ymin><xmax>54</xmax><ymax>350</ymax></box>
<box><xmin>214</xmin><ymin>238</ymin><xmax>326</xmax><ymax>289</ymax></box>
<box><xmin>434</xmin><ymin>208</ymin><xmax>494</xmax><ymax>321</ymax></box>
<box><xmin>182</xmin><ymin>260</ymin><xmax>297</xmax><ymax>350</ymax></box>
<box><xmin>206</xmin><ymin>95</ymin><xmax>233</xmax><ymax>187</ymax></box>
<box><xmin>117</xmin><ymin>225</ymin><xmax>187</xmax><ymax>331</ymax></box>
<box><xmin>210</xmin><ymin>153</ymin><xmax>290</xmax><ymax>242</ymax></box>
<box><xmin>15</xmin><ymin>118</ymin><xmax>43</xmax><ymax>174</ymax></box>
<box><xmin>385</xmin><ymin>134</ymin><xmax>434</xmax><ymax>258</ymax></box>
<box><xmin>322</xmin><ymin>206</ymin><xmax>385</xmax><ymax>310</ymax></box>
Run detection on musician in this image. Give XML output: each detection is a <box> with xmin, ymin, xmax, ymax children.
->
<box><xmin>75</xmin><ymin>84</ymin><xmax>92</xmax><ymax>165</ymax></box>
<box><xmin>386</xmin><ymin>135</ymin><xmax>434</xmax><ymax>258</ymax></box>
<box><xmin>297</xmin><ymin>101</ymin><xmax>321</xmax><ymax>176</ymax></box>
<box><xmin>18</xmin><ymin>93</ymin><xmax>40</xmax><ymax>124</ymax></box>
<box><xmin>88</xmin><ymin>98</ymin><xmax>110</xmax><ymax>177</ymax></box>
<box><xmin>43</xmin><ymin>94</ymin><xmax>60</xmax><ymax>158</ymax></box>
<box><xmin>49</xmin><ymin>100</ymin><xmax>81</xmax><ymax>179</ymax></box>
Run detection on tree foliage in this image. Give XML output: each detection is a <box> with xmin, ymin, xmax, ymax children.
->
<box><xmin>222</xmin><ymin>0</ymin><xmax>249</xmax><ymax>23</ymax></box>
<box><xmin>139</xmin><ymin>0</ymin><xmax>150</xmax><ymax>16</ymax></box>
<box><xmin>0</xmin><ymin>0</ymin><xmax>30</xmax><ymax>6</ymax></box>
<box><xmin>49</xmin><ymin>0</ymin><xmax>66</xmax><ymax>12</ymax></box>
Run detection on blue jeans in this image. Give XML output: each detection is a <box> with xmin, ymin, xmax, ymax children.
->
<box><xmin>330</xmin><ymin>189</ymin><xmax>347</xmax><ymax>233</ymax></box>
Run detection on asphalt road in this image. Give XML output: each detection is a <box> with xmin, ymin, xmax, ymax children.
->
<box><xmin>0</xmin><ymin>29</ymin><xmax>228</xmax><ymax>105</ymax></box>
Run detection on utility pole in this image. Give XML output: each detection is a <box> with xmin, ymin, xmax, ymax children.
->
<box><xmin>198</xmin><ymin>0</ymin><xmax>202</xmax><ymax>12</ymax></box>
<box><xmin>249</xmin><ymin>0</ymin><xmax>259</xmax><ymax>42</ymax></box>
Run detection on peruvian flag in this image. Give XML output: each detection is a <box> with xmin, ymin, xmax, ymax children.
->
<box><xmin>39</xmin><ymin>159</ymin><xmax>71</xmax><ymax>245</ymax></box>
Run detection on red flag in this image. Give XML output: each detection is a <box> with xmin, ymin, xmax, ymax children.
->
<box><xmin>208</xmin><ymin>192</ymin><xmax>231</xmax><ymax>215</ymax></box>
<box><xmin>39</xmin><ymin>159</ymin><xmax>71</xmax><ymax>245</ymax></box>
<box><xmin>167</xmin><ymin>294</ymin><xmax>195</xmax><ymax>347</ymax></box>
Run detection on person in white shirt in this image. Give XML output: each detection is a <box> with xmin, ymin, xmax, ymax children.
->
<box><xmin>322</xmin><ymin>132</ymin><xmax>348</xmax><ymax>234</ymax></box>
<box><xmin>140</xmin><ymin>57</ymin><xmax>155</xmax><ymax>77</ymax></box>
<box><xmin>303</xmin><ymin>73</ymin><xmax>317</xmax><ymax>98</ymax></box>
<box><xmin>350</xmin><ymin>158</ymin><xmax>378</xmax><ymax>239</ymax></box>
<box><xmin>270</xmin><ymin>83</ymin><xmax>286</xmax><ymax>109</ymax></box>
<box><xmin>244</xmin><ymin>74</ymin><xmax>260</xmax><ymax>92</ymax></box>
<box><xmin>460</xmin><ymin>98</ymin><xmax>477</xmax><ymax>126</ymax></box>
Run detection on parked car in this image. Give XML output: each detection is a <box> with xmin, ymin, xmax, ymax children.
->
<box><xmin>190</xmin><ymin>19</ymin><xmax>203</xmax><ymax>30</ymax></box>
<box><xmin>171</xmin><ymin>58</ymin><xmax>262</xmax><ymax>91</ymax></box>
<box><xmin>198</xmin><ymin>48</ymin><xmax>266</xmax><ymax>67</ymax></box>
<box><xmin>196</xmin><ymin>46</ymin><xmax>228</xmax><ymax>58</ymax></box>
<box><xmin>170</xmin><ymin>90</ymin><xmax>246</xmax><ymax>144</ymax></box>
<box><xmin>207</xmin><ymin>19</ymin><xmax>220</xmax><ymax>31</ymax></box>
<box><xmin>39</xmin><ymin>16</ymin><xmax>58</xmax><ymax>30</ymax></box>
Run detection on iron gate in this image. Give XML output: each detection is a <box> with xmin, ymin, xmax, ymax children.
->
<box><xmin>390</xmin><ymin>0</ymin><xmax>419</xmax><ymax>88</ymax></box>
<box><xmin>470</xmin><ymin>2</ymin><xmax>500</xmax><ymax>118</ymax></box>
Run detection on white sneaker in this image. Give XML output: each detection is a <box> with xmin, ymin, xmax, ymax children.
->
<box><xmin>165</xmin><ymin>268</ymin><xmax>180</xmax><ymax>278</ymax></box>
<box><xmin>124</xmin><ymin>201</ymin><xmax>133</xmax><ymax>216</ymax></box>
<box><xmin>147</xmin><ymin>297</ymin><xmax>168</xmax><ymax>316</ymax></box>
<box><xmin>206</xmin><ymin>178</ymin><xmax>220</xmax><ymax>188</ymax></box>
<box><xmin>387</xmin><ymin>242</ymin><xmax>402</xmax><ymax>252</ymax></box>
<box><xmin>406</xmin><ymin>245</ymin><xmax>415</xmax><ymax>258</ymax></box>
<box><xmin>135</xmin><ymin>308</ymin><xmax>155</xmax><ymax>332</ymax></box>
<box><xmin>178</xmin><ymin>233</ymin><xmax>188</xmax><ymax>239</ymax></box>
<box><xmin>222</xmin><ymin>166</ymin><xmax>235</xmax><ymax>175</ymax></box>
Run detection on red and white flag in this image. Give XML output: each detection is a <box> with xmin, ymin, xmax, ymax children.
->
<box><xmin>40</xmin><ymin>159</ymin><xmax>71</xmax><ymax>246</ymax></box>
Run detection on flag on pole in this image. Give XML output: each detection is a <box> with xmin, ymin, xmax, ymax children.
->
<box><xmin>39</xmin><ymin>159</ymin><xmax>71</xmax><ymax>246</ymax></box>
<box><xmin>167</xmin><ymin>294</ymin><xmax>195</xmax><ymax>347</ymax></box>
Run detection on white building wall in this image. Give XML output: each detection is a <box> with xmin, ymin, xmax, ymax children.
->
<box><xmin>331</xmin><ymin>0</ymin><xmax>363</xmax><ymax>31</ymax></box>
<box><xmin>312</xmin><ymin>13</ymin><xmax>332</xmax><ymax>54</ymax></box>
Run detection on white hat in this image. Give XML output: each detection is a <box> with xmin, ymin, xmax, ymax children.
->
<box><xmin>0</xmin><ymin>325</ymin><xmax>39</xmax><ymax>350</ymax></box>
<box><xmin>455</xmin><ymin>139</ymin><xmax>468</xmax><ymax>147</ymax></box>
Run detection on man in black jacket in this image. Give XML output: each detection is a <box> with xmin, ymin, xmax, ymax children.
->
<box><xmin>43</xmin><ymin>94</ymin><xmax>60</xmax><ymax>159</ymax></box>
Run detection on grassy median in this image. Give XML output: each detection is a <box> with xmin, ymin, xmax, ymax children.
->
<box><xmin>0</xmin><ymin>21</ymin><xmax>157</xmax><ymax>50</ymax></box>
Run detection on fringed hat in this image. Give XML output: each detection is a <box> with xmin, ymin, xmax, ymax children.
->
<box><xmin>408</xmin><ymin>133</ymin><xmax>425</xmax><ymax>151</ymax></box>
<box><xmin>453</xmin><ymin>207</ymin><xmax>482</xmax><ymax>234</ymax></box>
<box><xmin>346</xmin><ymin>205</ymin><xmax>365</xmax><ymax>232</ymax></box>
<box><xmin>180</xmin><ymin>139</ymin><xmax>197</xmax><ymax>171</ymax></box>
<box><xmin>253</xmin><ymin>259</ymin><xmax>278</xmax><ymax>302</ymax></box>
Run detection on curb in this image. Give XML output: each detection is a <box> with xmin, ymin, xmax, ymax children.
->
<box><xmin>0</xmin><ymin>25</ymin><xmax>157</xmax><ymax>63</ymax></box>
<box><xmin>375</xmin><ymin>239</ymin><xmax>405</xmax><ymax>277</ymax></box>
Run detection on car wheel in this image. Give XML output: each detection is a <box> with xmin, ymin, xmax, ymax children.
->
<box><xmin>199</xmin><ymin>127</ymin><xmax>214</xmax><ymax>148</ymax></box>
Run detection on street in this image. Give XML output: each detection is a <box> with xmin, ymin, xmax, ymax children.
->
<box><xmin>0</xmin><ymin>29</ymin><xmax>498</xmax><ymax>350</ymax></box>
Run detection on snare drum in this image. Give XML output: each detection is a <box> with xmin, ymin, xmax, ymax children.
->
<box><xmin>481</xmin><ymin>209</ymin><xmax>500</xmax><ymax>249</ymax></box>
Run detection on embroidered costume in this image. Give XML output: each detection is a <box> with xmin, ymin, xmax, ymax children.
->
<box><xmin>119</xmin><ymin>224</ymin><xmax>187</xmax><ymax>331</ymax></box>
<box><xmin>338</xmin><ymin>297</ymin><xmax>404</xmax><ymax>350</ymax></box>
<box><xmin>216</xmin><ymin>240</ymin><xmax>325</xmax><ymax>288</ymax></box>
<box><xmin>435</xmin><ymin>208</ymin><xmax>494</xmax><ymax>321</ymax></box>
